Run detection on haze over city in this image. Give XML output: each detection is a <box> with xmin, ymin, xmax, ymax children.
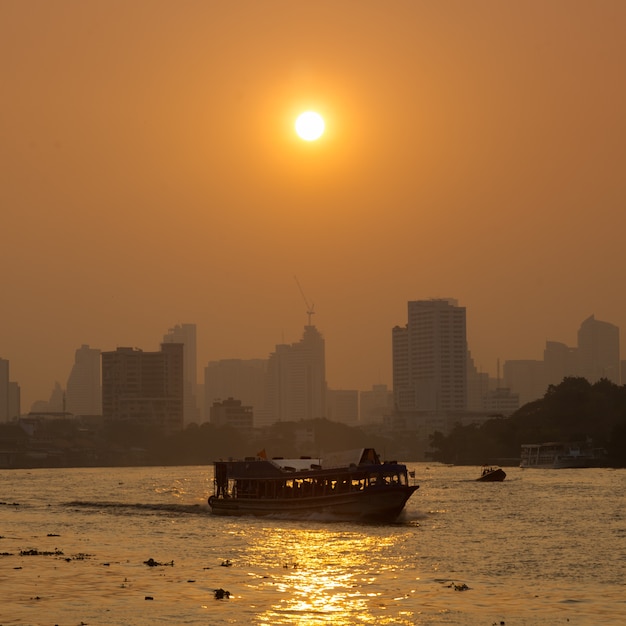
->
<box><xmin>2</xmin><ymin>1</ymin><xmax>625</xmax><ymax>411</ymax></box>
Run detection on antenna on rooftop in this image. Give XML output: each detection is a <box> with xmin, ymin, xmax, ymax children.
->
<box><xmin>294</xmin><ymin>275</ymin><xmax>315</xmax><ymax>326</ymax></box>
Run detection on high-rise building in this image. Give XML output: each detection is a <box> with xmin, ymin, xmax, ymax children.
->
<box><xmin>543</xmin><ymin>340</ymin><xmax>578</xmax><ymax>386</ymax></box>
<box><xmin>101</xmin><ymin>344</ymin><xmax>184</xmax><ymax>434</ymax></box>
<box><xmin>261</xmin><ymin>324</ymin><xmax>327</xmax><ymax>426</ymax></box>
<box><xmin>392</xmin><ymin>299</ymin><xmax>467</xmax><ymax>412</ymax></box>
<box><xmin>163</xmin><ymin>323</ymin><xmax>198</xmax><ymax>425</ymax></box>
<box><xmin>577</xmin><ymin>315</ymin><xmax>620</xmax><ymax>384</ymax></box>
<box><xmin>66</xmin><ymin>345</ymin><xmax>101</xmax><ymax>416</ymax></box>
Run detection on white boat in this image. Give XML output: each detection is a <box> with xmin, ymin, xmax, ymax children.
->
<box><xmin>520</xmin><ymin>442</ymin><xmax>606</xmax><ymax>469</ymax></box>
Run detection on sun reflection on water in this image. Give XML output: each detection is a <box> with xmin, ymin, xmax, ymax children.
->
<box><xmin>249</xmin><ymin>525</ymin><xmax>415</xmax><ymax>625</ymax></box>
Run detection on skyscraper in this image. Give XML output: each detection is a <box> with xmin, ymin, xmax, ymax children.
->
<box><xmin>392</xmin><ymin>299</ymin><xmax>468</xmax><ymax>412</ymax></box>
<box><xmin>543</xmin><ymin>340</ymin><xmax>578</xmax><ymax>386</ymax></box>
<box><xmin>163</xmin><ymin>323</ymin><xmax>198</xmax><ymax>424</ymax></box>
<box><xmin>577</xmin><ymin>315</ymin><xmax>620</xmax><ymax>384</ymax></box>
<box><xmin>101</xmin><ymin>344</ymin><xmax>184</xmax><ymax>434</ymax></box>
<box><xmin>66</xmin><ymin>345</ymin><xmax>101</xmax><ymax>415</ymax></box>
<box><xmin>261</xmin><ymin>324</ymin><xmax>327</xmax><ymax>426</ymax></box>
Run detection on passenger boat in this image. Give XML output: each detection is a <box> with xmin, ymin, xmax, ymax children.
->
<box><xmin>476</xmin><ymin>465</ymin><xmax>506</xmax><ymax>482</ymax></box>
<box><xmin>520</xmin><ymin>442</ymin><xmax>607</xmax><ymax>469</ymax></box>
<box><xmin>208</xmin><ymin>448</ymin><xmax>419</xmax><ymax>522</ymax></box>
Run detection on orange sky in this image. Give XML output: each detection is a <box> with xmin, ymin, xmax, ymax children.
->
<box><xmin>2</xmin><ymin>1</ymin><xmax>626</xmax><ymax>410</ymax></box>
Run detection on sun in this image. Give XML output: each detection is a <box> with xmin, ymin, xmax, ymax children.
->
<box><xmin>295</xmin><ymin>111</ymin><xmax>325</xmax><ymax>141</ymax></box>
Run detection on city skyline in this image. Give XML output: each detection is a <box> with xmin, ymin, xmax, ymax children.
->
<box><xmin>2</xmin><ymin>304</ymin><xmax>623</xmax><ymax>414</ymax></box>
<box><xmin>2</xmin><ymin>2</ymin><xmax>626</xmax><ymax>412</ymax></box>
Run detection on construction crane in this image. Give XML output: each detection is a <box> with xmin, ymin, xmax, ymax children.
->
<box><xmin>294</xmin><ymin>275</ymin><xmax>315</xmax><ymax>326</ymax></box>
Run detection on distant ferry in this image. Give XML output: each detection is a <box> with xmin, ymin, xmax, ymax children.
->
<box><xmin>520</xmin><ymin>442</ymin><xmax>607</xmax><ymax>469</ymax></box>
<box><xmin>208</xmin><ymin>448</ymin><xmax>419</xmax><ymax>522</ymax></box>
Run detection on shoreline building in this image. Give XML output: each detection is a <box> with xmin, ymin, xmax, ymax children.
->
<box><xmin>393</xmin><ymin>299</ymin><xmax>468</xmax><ymax>412</ymax></box>
<box><xmin>163</xmin><ymin>323</ymin><xmax>199</xmax><ymax>425</ymax></box>
<box><xmin>101</xmin><ymin>344</ymin><xmax>184</xmax><ymax>434</ymax></box>
<box><xmin>65</xmin><ymin>345</ymin><xmax>101</xmax><ymax>416</ymax></box>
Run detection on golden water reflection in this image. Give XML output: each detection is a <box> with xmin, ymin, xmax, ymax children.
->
<box><xmin>250</xmin><ymin>525</ymin><xmax>416</xmax><ymax>625</ymax></box>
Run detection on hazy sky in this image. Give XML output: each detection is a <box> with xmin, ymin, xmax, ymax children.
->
<box><xmin>2</xmin><ymin>1</ymin><xmax>626</xmax><ymax>410</ymax></box>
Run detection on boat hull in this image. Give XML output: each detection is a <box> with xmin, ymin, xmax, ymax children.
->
<box><xmin>209</xmin><ymin>485</ymin><xmax>419</xmax><ymax>522</ymax></box>
<box><xmin>476</xmin><ymin>468</ymin><xmax>506</xmax><ymax>482</ymax></box>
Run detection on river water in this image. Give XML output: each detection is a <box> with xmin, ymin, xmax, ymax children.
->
<box><xmin>0</xmin><ymin>463</ymin><xmax>624</xmax><ymax>625</ymax></box>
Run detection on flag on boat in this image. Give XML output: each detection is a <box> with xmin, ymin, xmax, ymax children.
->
<box><xmin>257</xmin><ymin>448</ymin><xmax>267</xmax><ymax>459</ymax></box>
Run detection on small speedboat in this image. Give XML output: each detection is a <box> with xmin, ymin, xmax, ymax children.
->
<box><xmin>476</xmin><ymin>465</ymin><xmax>506</xmax><ymax>482</ymax></box>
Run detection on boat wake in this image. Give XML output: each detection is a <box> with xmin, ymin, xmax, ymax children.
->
<box><xmin>64</xmin><ymin>501</ymin><xmax>210</xmax><ymax>516</ymax></box>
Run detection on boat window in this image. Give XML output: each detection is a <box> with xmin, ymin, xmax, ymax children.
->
<box><xmin>351</xmin><ymin>478</ymin><xmax>365</xmax><ymax>491</ymax></box>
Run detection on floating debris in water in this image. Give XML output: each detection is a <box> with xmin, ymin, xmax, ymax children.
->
<box><xmin>214</xmin><ymin>588</ymin><xmax>231</xmax><ymax>599</ymax></box>
<box><xmin>143</xmin><ymin>558</ymin><xmax>174</xmax><ymax>567</ymax></box>
<box><xmin>446</xmin><ymin>582</ymin><xmax>470</xmax><ymax>591</ymax></box>
<box><xmin>65</xmin><ymin>553</ymin><xmax>94</xmax><ymax>562</ymax></box>
<box><xmin>20</xmin><ymin>549</ymin><xmax>64</xmax><ymax>556</ymax></box>
<box><xmin>145</xmin><ymin>596</ymin><xmax>154</xmax><ymax>600</ymax></box>
<box><xmin>220</xmin><ymin>559</ymin><xmax>232</xmax><ymax>567</ymax></box>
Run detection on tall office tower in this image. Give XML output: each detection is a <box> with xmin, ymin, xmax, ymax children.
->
<box><xmin>101</xmin><ymin>344</ymin><xmax>184</xmax><ymax>434</ymax></box>
<box><xmin>392</xmin><ymin>299</ymin><xmax>468</xmax><ymax>412</ymax></box>
<box><xmin>543</xmin><ymin>340</ymin><xmax>578</xmax><ymax>386</ymax></box>
<box><xmin>262</xmin><ymin>324</ymin><xmax>327</xmax><ymax>426</ymax></box>
<box><xmin>163</xmin><ymin>323</ymin><xmax>198</xmax><ymax>424</ymax></box>
<box><xmin>66</xmin><ymin>345</ymin><xmax>102</xmax><ymax>416</ymax></box>
<box><xmin>577</xmin><ymin>315</ymin><xmax>620</xmax><ymax>384</ymax></box>
<box><xmin>204</xmin><ymin>358</ymin><xmax>267</xmax><ymax>420</ymax></box>
<box><xmin>391</xmin><ymin>325</ymin><xmax>412</xmax><ymax>410</ymax></box>
<box><xmin>0</xmin><ymin>358</ymin><xmax>9</xmax><ymax>420</ymax></box>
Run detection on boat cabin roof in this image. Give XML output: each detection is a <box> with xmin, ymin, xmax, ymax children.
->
<box><xmin>214</xmin><ymin>448</ymin><xmax>388</xmax><ymax>480</ymax></box>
